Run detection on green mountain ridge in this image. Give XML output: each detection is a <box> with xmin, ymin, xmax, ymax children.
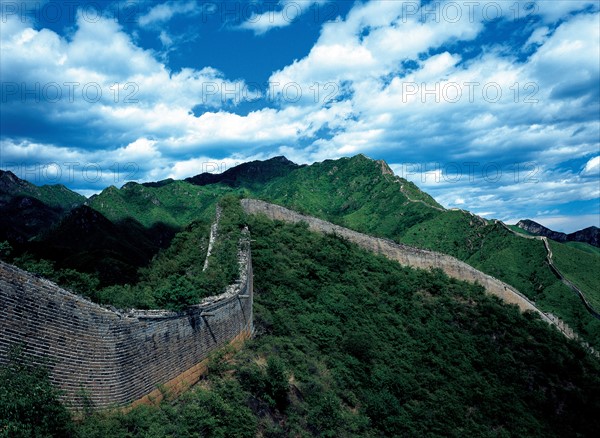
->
<box><xmin>517</xmin><ymin>219</ymin><xmax>599</xmax><ymax>247</ymax></box>
<box><xmin>1</xmin><ymin>155</ymin><xmax>598</xmax><ymax>348</ymax></box>
<box><xmin>185</xmin><ymin>155</ymin><xmax>301</xmax><ymax>188</ymax></box>
<box><xmin>0</xmin><ymin>169</ymin><xmax>85</xmax><ymax>209</ymax></box>
<box><xmin>0</xmin><ymin>169</ymin><xmax>86</xmax><ymax>243</ymax></box>
<box><xmin>2</xmin><ymin>156</ymin><xmax>600</xmax><ymax>436</ymax></box>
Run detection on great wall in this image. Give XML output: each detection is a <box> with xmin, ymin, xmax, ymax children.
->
<box><xmin>241</xmin><ymin>199</ymin><xmax>590</xmax><ymax>346</ymax></box>
<box><xmin>0</xmin><ymin>199</ymin><xmax>595</xmax><ymax>410</ymax></box>
<box><xmin>495</xmin><ymin>220</ymin><xmax>600</xmax><ymax>320</ymax></box>
<box><xmin>0</xmin><ymin>230</ymin><xmax>253</xmax><ymax>410</ymax></box>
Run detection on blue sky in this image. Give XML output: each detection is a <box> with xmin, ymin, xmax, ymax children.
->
<box><xmin>0</xmin><ymin>0</ymin><xmax>598</xmax><ymax>232</ymax></box>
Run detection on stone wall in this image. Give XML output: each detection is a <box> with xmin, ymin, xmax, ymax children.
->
<box><xmin>241</xmin><ymin>199</ymin><xmax>578</xmax><ymax>340</ymax></box>
<box><xmin>0</xmin><ymin>236</ymin><xmax>253</xmax><ymax>409</ymax></box>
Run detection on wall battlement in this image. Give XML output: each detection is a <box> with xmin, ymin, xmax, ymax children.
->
<box><xmin>0</xmin><ymin>235</ymin><xmax>253</xmax><ymax>409</ymax></box>
<box><xmin>242</xmin><ymin>199</ymin><xmax>580</xmax><ymax>342</ymax></box>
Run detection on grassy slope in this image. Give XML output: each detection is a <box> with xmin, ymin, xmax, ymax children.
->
<box><xmin>0</xmin><ymin>171</ymin><xmax>85</xmax><ymax>209</ymax></box>
<box><xmin>257</xmin><ymin>156</ymin><xmax>441</xmax><ymax>238</ymax></box>
<box><xmin>549</xmin><ymin>240</ymin><xmax>600</xmax><ymax>311</ymax></box>
<box><xmin>0</xmin><ymin>172</ymin><xmax>86</xmax><ymax>242</ymax></box>
<box><xmin>95</xmin><ymin>196</ymin><xmax>244</xmax><ymax>310</ymax></box>
<box><xmin>88</xmin><ymin>181</ymin><xmax>231</xmax><ymax>228</ymax></box>
<box><xmin>507</xmin><ymin>224</ymin><xmax>534</xmax><ymax>236</ymax></box>
<box><xmin>74</xmin><ymin>217</ymin><xmax>600</xmax><ymax>437</ymax></box>
<box><xmin>564</xmin><ymin>240</ymin><xmax>600</xmax><ymax>256</ymax></box>
<box><xmin>25</xmin><ymin>184</ymin><xmax>86</xmax><ymax>209</ymax></box>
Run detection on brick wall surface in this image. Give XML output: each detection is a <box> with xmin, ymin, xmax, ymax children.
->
<box><xmin>0</xmin><ymin>239</ymin><xmax>253</xmax><ymax>409</ymax></box>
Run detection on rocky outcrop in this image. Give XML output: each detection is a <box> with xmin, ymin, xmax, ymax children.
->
<box><xmin>517</xmin><ymin>219</ymin><xmax>599</xmax><ymax>247</ymax></box>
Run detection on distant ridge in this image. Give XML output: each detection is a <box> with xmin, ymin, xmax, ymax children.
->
<box><xmin>517</xmin><ymin>219</ymin><xmax>599</xmax><ymax>247</ymax></box>
<box><xmin>185</xmin><ymin>156</ymin><xmax>300</xmax><ymax>187</ymax></box>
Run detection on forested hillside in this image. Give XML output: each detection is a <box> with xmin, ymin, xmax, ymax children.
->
<box><xmin>3</xmin><ymin>215</ymin><xmax>599</xmax><ymax>437</ymax></box>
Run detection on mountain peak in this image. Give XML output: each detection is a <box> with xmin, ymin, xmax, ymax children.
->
<box><xmin>269</xmin><ymin>156</ymin><xmax>295</xmax><ymax>164</ymax></box>
<box><xmin>0</xmin><ymin>169</ymin><xmax>18</xmax><ymax>181</ymax></box>
<box><xmin>0</xmin><ymin>169</ymin><xmax>29</xmax><ymax>191</ymax></box>
<box><xmin>346</xmin><ymin>154</ymin><xmax>394</xmax><ymax>175</ymax></box>
<box><xmin>186</xmin><ymin>155</ymin><xmax>299</xmax><ymax>187</ymax></box>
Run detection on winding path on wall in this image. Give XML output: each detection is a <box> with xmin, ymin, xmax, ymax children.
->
<box><xmin>242</xmin><ymin>199</ymin><xmax>597</xmax><ymax>356</ymax></box>
<box><xmin>495</xmin><ymin>221</ymin><xmax>600</xmax><ymax>320</ymax></box>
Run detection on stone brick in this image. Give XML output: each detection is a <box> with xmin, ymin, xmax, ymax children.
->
<box><xmin>0</xmin><ymin>238</ymin><xmax>253</xmax><ymax>409</ymax></box>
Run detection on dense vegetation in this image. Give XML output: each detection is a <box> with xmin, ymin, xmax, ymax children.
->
<box><xmin>564</xmin><ymin>240</ymin><xmax>600</xmax><ymax>256</ymax></box>
<box><xmin>242</xmin><ymin>156</ymin><xmax>600</xmax><ymax>349</ymax></box>
<box><xmin>0</xmin><ymin>170</ymin><xmax>85</xmax><ymax>243</ymax></box>
<box><xmin>2</xmin><ymin>216</ymin><xmax>599</xmax><ymax>437</ymax></box>
<box><xmin>95</xmin><ymin>196</ymin><xmax>245</xmax><ymax>310</ymax></box>
<box><xmin>88</xmin><ymin>181</ymin><xmax>230</xmax><ymax>228</ymax></box>
<box><xmin>0</xmin><ymin>170</ymin><xmax>85</xmax><ymax>209</ymax></box>
<box><xmin>0</xmin><ymin>345</ymin><xmax>74</xmax><ymax>437</ymax></box>
<box><xmin>0</xmin><ymin>204</ymin><xmax>178</xmax><ymax>297</ymax></box>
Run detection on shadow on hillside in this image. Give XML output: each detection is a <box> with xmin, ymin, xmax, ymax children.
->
<box><xmin>5</xmin><ymin>204</ymin><xmax>179</xmax><ymax>287</ymax></box>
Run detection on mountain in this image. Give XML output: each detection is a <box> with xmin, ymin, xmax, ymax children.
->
<box><xmin>88</xmin><ymin>180</ymin><xmax>226</xmax><ymax>228</ymax></box>
<box><xmin>517</xmin><ymin>219</ymin><xmax>599</xmax><ymax>247</ymax></box>
<box><xmin>186</xmin><ymin>156</ymin><xmax>299</xmax><ymax>188</ymax></box>
<box><xmin>6</xmin><ymin>211</ymin><xmax>600</xmax><ymax>437</ymax></box>
<box><xmin>26</xmin><ymin>205</ymin><xmax>177</xmax><ymax>286</ymax></box>
<box><xmin>0</xmin><ymin>170</ymin><xmax>85</xmax><ymax>209</ymax></box>
<box><xmin>89</xmin><ymin>155</ymin><xmax>600</xmax><ymax>350</ymax></box>
<box><xmin>3</xmin><ymin>156</ymin><xmax>599</xmax><ymax>350</ymax></box>
<box><xmin>0</xmin><ymin>195</ymin><xmax>64</xmax><ymax>243</ymax></box>
<box><xmin>0</xmin><ymin>170</ymin><xmax>86</xmax><ymax>242</ymax></box>
<box><xmin>3</xmin><ymin>156</ymin><xmax>600</xmax><ymax>436</ymax></box>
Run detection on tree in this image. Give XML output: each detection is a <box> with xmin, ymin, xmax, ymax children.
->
<box><xmin>0</xmin><ymin>345</ymin><xmax>73</xmax><ymax>437</ymax></box>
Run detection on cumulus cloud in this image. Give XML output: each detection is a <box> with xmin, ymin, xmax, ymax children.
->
<box><xmin>533</xmin><ymin>0</ymin><xmax>599</xmax><ymax>23</ymax></box>
<box><xmin>1</xmin><ymin>0</ymin><xmax>598</xmax><ymax>230</ymax></box>
<box><xmin>0</xmin><ymin>11</ymin><xmax>262</xmax><ymax>148</ymax></box>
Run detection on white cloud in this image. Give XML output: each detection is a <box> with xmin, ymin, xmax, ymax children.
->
<box><xmin>0</xmin><ymin>12</ymin><xmax>263</xmax><ymax>143</ymax></box>
<box><xmin>1</xmin><ymin>0</ymin><xmax>598</xmax><ymax>229</ymax></box>
<box><xmin>158</xmin><ymin>30</ymin><xmax>173</xmax><ymax>47</ymax></box>
<box><xmin>582</xmin><ymin>156</ymin><xmax>600</xmax><ymax>176</ymax></box>
<box><xmin>138</xmin><ymin>0</ymin><xmax>200</xmax><ymax>27</ymax></box>
<box><xmin>239</xmin><ymin>0</ymin><xmax>324</xmax><ymax>35</ymax></box>
<box><xmin>534</xmin><ymin>0</ymin><xmax>599</xmax><ymax>23</ymax></box>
